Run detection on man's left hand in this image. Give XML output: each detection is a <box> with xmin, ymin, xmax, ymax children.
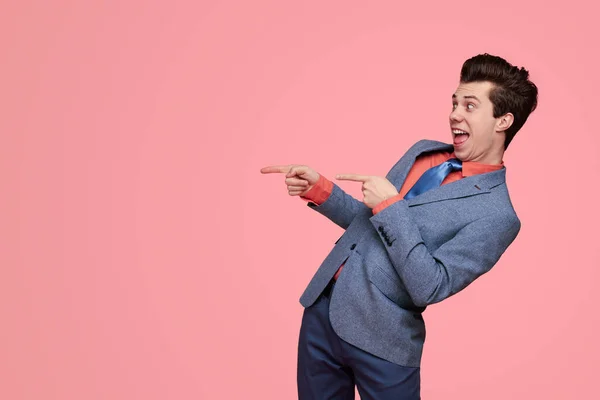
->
<box><xmin>335</xmin><ymin>174</ymin><xmax>399</xmax><ymax>209</ymax></box>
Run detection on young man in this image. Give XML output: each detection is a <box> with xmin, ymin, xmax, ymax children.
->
<box><xmin>261</xmin><ymin>53</ymin><xmax>538</xmax><ymax>399</ymax></box>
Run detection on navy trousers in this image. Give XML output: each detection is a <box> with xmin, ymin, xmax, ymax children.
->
<box><xmin>297</xmin><ymin>280</ymin><xmax>421</xmax><ymax>400</ymax></box>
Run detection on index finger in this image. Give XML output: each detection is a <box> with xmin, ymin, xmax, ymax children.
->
<box><xmin>335</xmin><ymin>174</ymin><xmax>370</xmax><ymax>182</ymax></box>
<box><xmin>260</xmin><ymin>165</ymin><xmax>291</xmax><ymax>174</ymax></box>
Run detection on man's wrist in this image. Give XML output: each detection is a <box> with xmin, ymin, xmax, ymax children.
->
<box><xmin>372</xmin><ymin>193</ymin><xmax>404</xmax><ymax>215</ymax></box>
<box><xmin>300</xmin><ymin>174</ymin><xmax>333</xmax><ymax>205</ymax></box>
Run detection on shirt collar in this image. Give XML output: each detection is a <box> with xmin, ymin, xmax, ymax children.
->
<box><xmin>449</xmin><ymin>152</ymin><xmax>505</xmax><ymax>177</ymax></box>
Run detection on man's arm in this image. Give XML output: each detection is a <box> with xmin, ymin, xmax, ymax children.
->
<box><xmin>370</xmin><ymin>200</ymin><xmax>521</xmax><ymax>307</ymax></box>
<box><xmin>260</xmin><ymin>164</ymin><xmax>366</xmax><ymax>230</ymax></box>
<box><xmin>302</xmin><ymin>174</ymin><xmax>367</xmax><ymax>230</ymax></box>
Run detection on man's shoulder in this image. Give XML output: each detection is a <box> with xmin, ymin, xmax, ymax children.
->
<box><xmin>408</xmin><ymin>139</ymin><xmax>453</xmax><ymax>154</ymax></box>
<box><xmin>413</xmin><ymin>138</ymin><xmax>450</xmax><ymax>146</ymax></box>
<box><xmin>385</xmin><ymin>139</ymin><xmax>453</xmax><ymax>180</ymax></box>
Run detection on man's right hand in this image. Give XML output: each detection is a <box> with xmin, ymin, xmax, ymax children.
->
<box><xmin>260</xmin><ymin>164</ymin><xmax>320</xmax><ymax>197</ymax></box>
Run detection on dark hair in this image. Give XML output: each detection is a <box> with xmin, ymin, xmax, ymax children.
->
<box><xmin>460</xmin><ymin>53</ymin><xmax>538</xmax><ymax>149</ymax></box>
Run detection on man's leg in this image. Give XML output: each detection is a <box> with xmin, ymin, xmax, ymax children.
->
<box><xmin>342</xmin><ymin>339</ymin><xmax>420</xmax><ymax>400</ymax></box>
<box><xmin>298</xmin><ymin>281</ymin><xmax>355</xmax><ymax>400</ymax></box>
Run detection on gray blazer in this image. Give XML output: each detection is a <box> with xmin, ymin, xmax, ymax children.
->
<box><xmin>299</xmin><ymin>139</ymin><xmax>521</xmax><ymax>367</ymax></box>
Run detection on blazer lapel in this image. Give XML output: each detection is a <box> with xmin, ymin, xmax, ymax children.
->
<box><xmin>406</xmin><ymin>167</ymin><xmax>506</xmax><ymax>206</ymax></box>
<box><xmin>390</xmin><ymin>140</ymin><xmax>507</xmax><ymax>207</ymax></box>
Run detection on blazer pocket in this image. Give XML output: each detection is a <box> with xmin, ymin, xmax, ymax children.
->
<box><xmin>367</xmin><ymin>266</ymin><xmax>425</xmax><ymax>313</ymax></box>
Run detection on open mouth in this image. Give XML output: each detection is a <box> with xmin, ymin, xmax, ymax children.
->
<box><xmin>452</xmin><ymin>128</ymin><xmax>469</xmax><ymax>146</ymax></box>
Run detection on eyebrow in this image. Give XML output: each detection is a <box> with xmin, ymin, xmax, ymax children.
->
<box><xmin>452</xmin><ymin>94</ymin><xmax>481</xmax><ymax>102</ymax></box>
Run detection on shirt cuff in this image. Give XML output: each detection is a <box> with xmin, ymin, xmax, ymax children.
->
<box><xmin>300</xmin><ymin>174</ymin><xmax>333</xmax><ymax>205</ymax></box>
<box><xmin>372</xmin><ymin>193</ymin><xmax>404</xmax><ymax>215</ymax></box>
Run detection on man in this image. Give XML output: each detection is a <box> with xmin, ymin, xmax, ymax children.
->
<box><xmin>261</xmin><ymin>53</ymin><xmax>538</xmax><ymax>399</ymax></box>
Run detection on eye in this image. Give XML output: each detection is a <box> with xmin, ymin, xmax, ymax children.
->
<box><xmin>467</xmin><ymin>103</ymin><xmax>475</xmax><ymax>110</ymax></box>
<box><xmin>452</xmin><ymin>103</ymin><xmax>457</xmax><ymax>110</ymax></box>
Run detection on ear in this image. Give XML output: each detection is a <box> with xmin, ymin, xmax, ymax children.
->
<box><xmin>496</xmin><ymin>113</ymin><xmax>514</xmax><ymax>132</ymax></box>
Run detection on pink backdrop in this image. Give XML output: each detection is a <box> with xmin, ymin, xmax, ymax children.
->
<box><xmin>2</xmin><ymin>1</ymin><xmax>599</xmax><ymax>399</ymax></box>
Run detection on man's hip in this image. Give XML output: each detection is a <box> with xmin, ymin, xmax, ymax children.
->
<box><xmin>298</xmin><ymin>279</ymin><xmax>421</xmax><ymax>400</ymax></box>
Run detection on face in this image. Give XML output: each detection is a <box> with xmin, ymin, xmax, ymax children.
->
<box><xmin>450</xmin><ymin>81</ymin><xmax>511</xmax><ymax>164</ymax></box>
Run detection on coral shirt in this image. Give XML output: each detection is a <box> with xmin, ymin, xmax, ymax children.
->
<box><xmin>300</xmin><ymin>150</ymin><xmax>504</xmax><ymax>280</ymax></box>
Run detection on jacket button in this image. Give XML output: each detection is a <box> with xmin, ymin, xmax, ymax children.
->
<box><xmin>350</xmin><ymin>244</ymin><xmax>356</xmax><ymax>250</ymax></box>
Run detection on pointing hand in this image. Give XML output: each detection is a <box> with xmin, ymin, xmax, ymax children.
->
<box><xmin>261</xmin><ymin>164</ymin><xmax>320</xmax><ymax>197</ymax></box>
<box><xmin>335</xmin><ymin>174</ymin><xmax>398</xmax><ymax>208</ymax></box>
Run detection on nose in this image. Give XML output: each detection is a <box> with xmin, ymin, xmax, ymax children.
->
<box><xmin>449</xmin><ymin>107</ymin><xmax>463</xmax><ymax>123</ymax></box>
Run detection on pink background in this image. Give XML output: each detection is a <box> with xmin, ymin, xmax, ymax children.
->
<box><xmin>1</xmin><ymin>1</ymin><xmax>599</xmax><ymax>399</ymax></box>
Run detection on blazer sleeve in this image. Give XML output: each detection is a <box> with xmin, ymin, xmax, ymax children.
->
<box><xmin>306</xmin><ymin>182</ymin><xmax>368</xmax><ymax>230</ymax></box>
<box><xmin>369</xmin><ymin>199</ymin><xmax>521</xmax><ymax>307</ymax></box>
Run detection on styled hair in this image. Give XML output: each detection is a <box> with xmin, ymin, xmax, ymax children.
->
<box><xmin>460</xmin><ymin>53</ymin><xmax>538</xmax><ymax>149</ymax></box>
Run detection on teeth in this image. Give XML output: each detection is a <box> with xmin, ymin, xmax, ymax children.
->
<box><xmin>452</xmin><ymin>129</ymin><xmax>468</xmax><ymax>135</ymax></box>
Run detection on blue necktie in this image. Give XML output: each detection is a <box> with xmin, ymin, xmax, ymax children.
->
<box><xmin>404</xmin><ymin>158</ymin><xmax>463</xmax><ymax>200</ymax></box>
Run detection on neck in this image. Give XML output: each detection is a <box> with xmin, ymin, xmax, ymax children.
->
<box><xmin>474</xmin><ymin>154</ymin><xmax>503</xmax><ymax>165</ymax></box>
<box><xmin>470</xmin><ymin>146</ymin><xmax>505</xmax><ymax>165</ymax></box>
